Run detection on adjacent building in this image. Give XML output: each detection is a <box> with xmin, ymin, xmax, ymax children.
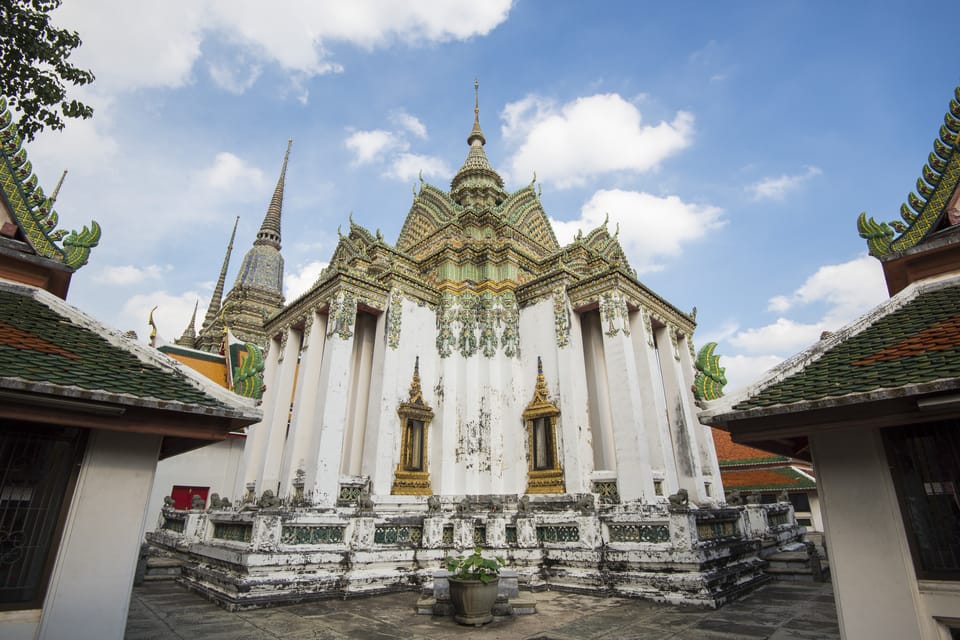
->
<box><xmin>701</xmin><ymin>86</ymin><xmax>960</xmax><ymax>639</ymax></box>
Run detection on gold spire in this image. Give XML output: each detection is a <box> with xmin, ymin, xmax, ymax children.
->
<box><xmin>201</xmin><ymin>216</ymin><xmax>239</xmax><ymax>332</ymax></box>
<box><xmin>451</xmin><ymin>79</ymin><xmax>504</xmax><ymax>205</ymax></box>
<box><xmin>468</xmin><ymin>78</ymin><xmax>485</xmax><ymax>145</ymax></box>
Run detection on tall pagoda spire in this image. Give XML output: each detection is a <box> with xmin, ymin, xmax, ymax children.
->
<box><xmin>254</xmin><ymin>139</ymin><xmax>291</xmax><ymax>251</ymax></box>
<box><xmin>451</xmin><ymin>79</ymin><xmax>506</xmax><ymax>207</ymax></box>
<box><xmin>50</xmin><ymin>169</ymin><xmax>68</xmax><ymax>204</ymax></box>
<box><xmin>201</xmin><ymin>216</ymin><xmax>239</xmax><ymax>332</ymax></box>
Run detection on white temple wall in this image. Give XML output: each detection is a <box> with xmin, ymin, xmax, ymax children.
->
<box><xmin>364</xmin><ymin>300</ymin><xmax>436</xmax><ymax>496</ymax></box>
<box><xmin>629</xmin><ymin>309</ymin><xmax>678</xmax><ymax>497</ymax></box>
<box><xmin>580</xmin><ymin>310</ymin><xmax>616</xmax><ymax>471</ymax></box>
<box><xmin>237</xmin><ymin>332</ymin><xmax>283</xmax><ymax>498</ymax></box>
<box><xmin>435</xmin><ymin>348</ymin><xmax>459</xmax><ymax>494</ymax></box>
<box><xmin>38</xmin><ymin>430</ymin><xmax>161</xmax><ymax>640</ymax></box>
<box><xmin>278</xmin><ymin>311</ymin><xmax>327</xmax><ymax>497</ymax></box>
<box><xmin>341</xmin><ymin>312</ymin><xmax>376</xmax><ymax>476</ymax></box>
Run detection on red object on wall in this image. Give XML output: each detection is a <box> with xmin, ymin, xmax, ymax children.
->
<box><xmin>170</xmin><ymin>485</ymin><xmax>209</xmax><ymax>510</ymax></box>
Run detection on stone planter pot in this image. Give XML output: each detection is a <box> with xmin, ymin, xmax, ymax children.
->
<box><xmin>449</xmin><ymin>577</ymin><xmax>500</xmax><ymax>626</ymax></box>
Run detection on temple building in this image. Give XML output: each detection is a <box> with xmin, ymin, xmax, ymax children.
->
<box><xmin>702</xmin><ymin>86</ymin><xmax>960</xmax><ymax>639</ymax></box>
<box><xmin>151</xmin><ymin>85</ymin><xmax>803</xmax><ymax>610</ymax></box>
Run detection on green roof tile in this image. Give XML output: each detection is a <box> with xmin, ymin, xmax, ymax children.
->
<box><xmin>733</xmin><ymin>283</ymin><xmax>960</xmax><ymax>410</ymax></box>
<box><xmin>0</xmin><ymin>285</ymin><xmax>254</xmax><ymax>414</ymax></box>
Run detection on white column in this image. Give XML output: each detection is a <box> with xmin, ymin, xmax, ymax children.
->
<box><xmin>278</xmin><ymin>311</ymin><xmax>327</xmax><ymax>497</ymax></box>
<box><xmin>256</xmin><ymin>325</ymin><xmax>302</xmax><ymax>497</ymax></box>
<box><xmin>555</xmin><ymin>307</ymin><xmax>592</xmax><ymax>494</ymax></box>
<box><xmin>304</xmin><ymin>296</ymin><xmax>358</xmax><ymax>506</ymax></box>
<box><xmin>342</xmin><ymin>312</ymin><xmax>376</xmax><ymax>476</ymax></box>
<box><xmin>237</xmin><ymin>333</ymin><xmax>281</xmax><ymax>499</ymax></box>
<box><xmin>600</xmin><ymin>321</ymin><xmax>654</xmax><ymax>502</ymax></box>
<box><xmin>678</xmin><ymin>333</ymin><xmax>723</xmax><ymax>498</ymax></box>
<box><xmin>656</xmin><ymin>325</ymin><xmax>707</xmax><ymax>503</ymax></box>
<box><xmin>630</xmin><ymin>310</ymin><xmax>678</xmax><ymax>496</ymax></box>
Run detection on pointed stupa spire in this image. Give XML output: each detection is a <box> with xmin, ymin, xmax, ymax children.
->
<box><xmin>451</xmin><ymin>79</ymin><xmax>505</xmax><ymax>207</ymax></box>
<box><xmin>175</xmin><ymin>300</ymin><xmax>199</xmax><ymax>347</ymax></box>
<box><xmin>201</xmin><ymin>216</ymin><xmax>239</xmax><ymax>331</ymax></box>
<box><xmin>254</xmin><ymin>139</ymin><xmax>291</xmax><ymax>250</ymax></box>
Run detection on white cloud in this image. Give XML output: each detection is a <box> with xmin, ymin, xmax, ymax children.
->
<box><xmin>716</xmin><ymin>255</ymin><xmax>888</xmax><ymax>390</ymax></box>
<box><xmin>748</xmin><ymin>166</ymin><xmax>822</xmax><ymax>201</ymax></box>
<box><xmin>285</xmin><ymin>260</ymin><xmax>328</xmax><ymax>301</ymax></box>
<box><xmin>551</xmin><ymin>189</ymin><xmax>725</xmax><ymax>273</ymax></box>
<box><xmin>121</xmin><ymin>291</ymin><xmax>207</xmax><ymax>343</ymax></box>
<box><xmin>721</xmin><ymin>354</ymin><xmax>785</xmax><ymax>394</ymax></box>
<box><xmin>730</xmin><ymin>318</ymin><xmax>826</xmax><ymax>355</ymax></box>
<box><xmin>29</xmin><ymin>91</ymin><xmax>120</xmax><ymax>177</ymax></box>
<box><xmin>390</xmin><ymin>111</ymin><xmax>428</xmax><ymax>139</ymax></box>
<box><xmin>386</xmin><ymin>153</ymin><xmax>452</xmax><ymax>182</ymax></box>
<box><xmin>345</xmin><ymin>130</ymin><xmax>406</xmax><ymax>165</ymax></box>
<box><xmin>764</xmin><ymin>256</ymin><xmax>887</xmax><ymax>326</ymax></box>
<box><xmin>94</xmin><ymin>264</ymin><xmax>170</xmax><ymax>286</ymax></box>
<box><xmin>200</xmin><ymin>152</ymin><xmax>267</xmax><ymax>192</ymax></box>
<box><xmin>54</xmin><ymin>1</ymin><xmax>513</xmax><ymax>95</ymax></box>
<box><xmin>501</xmin><ymin>93</ymin><xmax>694</xmax><ymax>188</ymax></box>
<box><xmin>207</xmin><ymin>61</ymin><xmax>262</xmax><ymax>94</ymax></box>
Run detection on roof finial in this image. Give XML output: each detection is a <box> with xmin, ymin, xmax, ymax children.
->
<box><xmin>175</xmin><ymin>300</ymin><xmax>199</xmax><ymax>347</ymax></box>
<box><xmin>50</xmin><ymin>169</ymin><xmax>68</xmax><ymax>204</ymax></box>
<box><xmin>468</xmin><ymin>78</ymin><xmax>485</xmax><ymax>146</ymax></box>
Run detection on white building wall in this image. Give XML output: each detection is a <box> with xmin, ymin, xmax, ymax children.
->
<box><xmin>809</xmin><ymin>428</ymin><xmax>926</xmax><ymax>640</ymax></box>
<box><xmin>38</xmin><ymin>430</ymin><xmax>162</xmax><ymax>640</ymax></box>
<box><xmin>145</xmin><ymin>437</ymin><xmax>245</xmax><ymax>530</ymax></box>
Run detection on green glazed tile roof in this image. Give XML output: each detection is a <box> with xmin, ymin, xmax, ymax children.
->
<box><xmin>0</xmin><ymin>283</ymin><xmax>258</xmax><ymax>415</ymax></box>
<box><xmin>721</xmin><ymin>466</ymin><xmax>817</xmax><ymax>492</ymax></box>
<box><xmin>733</xmin><ymin>280</ymin><xmax>960</xmax><ymax>411</ymax></box>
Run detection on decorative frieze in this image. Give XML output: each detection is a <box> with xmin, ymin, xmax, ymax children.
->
<box><xmin>337</xmin><ymin>482</ymin><xmax>366</xmax><ymax>507</ymax></box>
<box><xmin>162</xmin><ymin>517</ymin><xmax>185</xmax><ymax>533</ymax></box>
<box><xmin>473</xmin><ymin>525</ymin><xmax>487</xmax><ymax>545</ymax></box>
<box><xmin>536</xmin><ymin>525</ymin><xmax>579</xmax><ymax>543</ymax></box>
<box><xmin>696</xmin><ymin>518</ymin><xmax>739</xmax><ymax>541</ymax></box>
<box><xmin>374</xmin><ymin>525</ymin><xmax>422</xmax><ymax>545</ymax></box>
<box><xmin>505</xmin><ymin>526</ymin><xmax>517</xmax><ymax>545</ymax></box>
<box><xmin>387</xmin><ymin>288</ymin><xmax>403</xmax><ymax>349</ymax></box>
<box><xmin>608</xmin><ymin>524</ymin><xmax>669</xmax><ymax>543</ymax></box>
<box><xmin>281</xmin><ymin>525</ymin><xmax>345</xmax><ymax>545</ymax></box>
<box><xmin>213</xmin><ymin>522</ymin><xmax>252</xmax><ymax>543</ymax></box>
<box><xmin>442</xmin><ymin>525</ymin><xmax>454</xmax><ymax>545</ymax></box>
<box><xmin>435</xmin><ymin>291</ymin><xmax>520</xmax><ymax>359</ymax></box>
<box><xmin>592</xmin><ymin>480</ymin><xmax>620</xmax><ymax>504</ymax></box>
<box><xmin>599</xmin><ymin>291</ymin><xmax>629</xmax><ymax>337</ymax></box>
<box><xmin>553</xmin><ymin>287</ymin><xmax>570</xmax><ymax>348</ymax></box>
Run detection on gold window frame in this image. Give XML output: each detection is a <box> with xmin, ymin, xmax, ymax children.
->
<box><xmin>523</xmin><ymin>357</ymin><xmax>565</xmax><ymax>494</ymax></box>
<box><xmin>392</xmin><ymin>358</ymin><xmax>433</xmax><ymax>495</ymax></box>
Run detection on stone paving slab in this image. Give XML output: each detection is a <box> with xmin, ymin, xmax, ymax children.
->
<box><xmin>126</xmin><ymin>581</ymin><xmax>840</xmax><ymax>640</ymax></box>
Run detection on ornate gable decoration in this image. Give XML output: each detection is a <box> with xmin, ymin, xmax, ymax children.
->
<box><xmin>0</xmin><ymin>98</ymin><xmax>100</xmax><ymax>269</ymax></box>
<box><xmin>858</xmin><ymin>87</ymin><xmax>960</xmax><ymax>257</ymax></box>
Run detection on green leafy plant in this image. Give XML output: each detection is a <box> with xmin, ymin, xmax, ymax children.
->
<box><xmin>445</xmin><ymin>547</ymin><xmax>504</xmax><ymax>584</ymax></box>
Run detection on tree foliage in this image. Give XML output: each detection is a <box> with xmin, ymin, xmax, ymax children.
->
<box><xmin>0</xmin><ymin>0</ymin><xmax>94</xmax><ymax>141</ymax></box>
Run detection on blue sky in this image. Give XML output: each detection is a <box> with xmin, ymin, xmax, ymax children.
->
<box><xmin>24</xmin><ymin>1</ymin><xmax>960</xmax><ymax>392</ymax></box>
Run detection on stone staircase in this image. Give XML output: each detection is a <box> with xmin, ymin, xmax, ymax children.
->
<box><xmin>764</xmin><ymin>540</ymin><xmax>829</xmax><ymax>582</ymax></box>
<box><xmin>135</xmin><ymin>544</ymin><xmax>184</xmax><ymax>584</ymax></box>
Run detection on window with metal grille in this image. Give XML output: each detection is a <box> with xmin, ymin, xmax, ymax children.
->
<box><xmin>884</xmin><ymin>419</ymin><xmax>960</xmax><ymax>580</ymax></box>
<box><xmin>0</xmin><ymin>423</ymin><xmax>86</xmax><ymax>609</ymax></box>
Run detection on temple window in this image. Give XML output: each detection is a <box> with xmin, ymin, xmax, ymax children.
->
<box><xmin>392</xmin><ymin>358</ymin><xmax>433</xmax><ymax>495</ymax></box>
<box><xmin>523</xmin><ymin>357</ymin><xmax>565</xmax><ymax>494</ymax></box>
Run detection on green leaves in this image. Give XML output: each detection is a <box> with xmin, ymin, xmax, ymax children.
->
<box><xmin>0</xmin><ymin>0</ymin><xmax>95</xmax><ymax>141</ymax></box>
<box><xmin>444</xmin><ymin>546</ymin><xmax>505</xmax><ymax>584</ymax></box>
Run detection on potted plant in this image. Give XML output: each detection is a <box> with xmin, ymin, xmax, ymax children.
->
<box><xmin>445</xmin><ymin>546</ymin><xmax>505</xmax><ymax>626</ymax></box>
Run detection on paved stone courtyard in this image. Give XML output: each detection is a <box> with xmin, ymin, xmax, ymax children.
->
<box><xmin>125</xmin><ymin>580</ymin><xmax>840</xmax><ymax>639</ymax></box>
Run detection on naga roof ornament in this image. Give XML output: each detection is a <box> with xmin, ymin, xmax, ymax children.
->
<box><xmin>0</xmin><ymin>97</ymin><xmax>100</xmax><ymax>269</ymax></box>
<box><xmin>858</xmin><ymin>86</ymin><xmax>960</xmax><ymax>257</ymax></box>
<box><xmin>693</xmin><ymin>342</ymin><xmax>727</xmax><ymax>402</ymax></box>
